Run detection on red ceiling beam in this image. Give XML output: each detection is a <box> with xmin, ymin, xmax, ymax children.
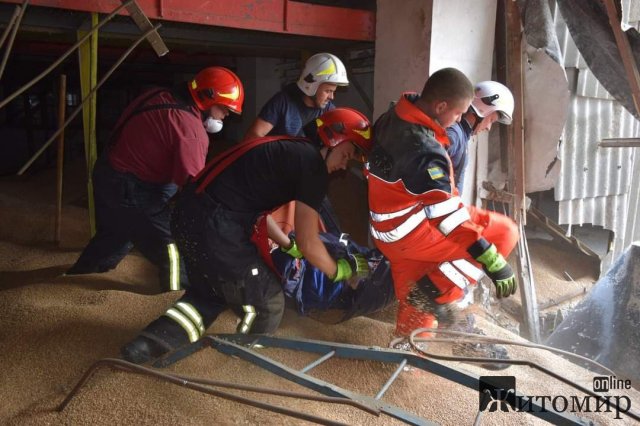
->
<box><xmin>1</xmin><ymin>0</ymin><xmax>375</xmax><ymax>41</ymax></box>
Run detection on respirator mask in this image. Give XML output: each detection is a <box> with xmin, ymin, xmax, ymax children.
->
<box><xmin>204</xmin><ymin>117</ymin><xmax>223</xmax><ymax>134</ymax></box>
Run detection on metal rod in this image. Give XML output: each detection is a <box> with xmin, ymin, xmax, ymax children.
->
<box><xmin>0</xmin><ymin>0</ymin><xmax>28</xmax><ymax>80</ymax></box>
<box><xmin>300</xmin><ymin>350</ymin><xmax>336</xmax><ymax>373</ymax></box>
<box><xmin>209</xmin><ymin>335</ymin><xmax>433</xmax><ymax>425</ymax></box>
<box><xmin>54</xmin><ymin>74</ymin><xmax>67</xmax><ymax>244</ymax></box>
<box><xmin>172</xmin><ymin>373</ymin><xmax>377</xmax><ymax>414</ymax></box>
<box><xmin>57</xmin><ymin>358</ymin><xmax>346</xmax><ymax>426</ymax></box>
<box><xmin>17</xmin><ymin>23</ymin><xmax>162</xmax><ymax>176</ymax></box>
<box><xmin>0</xmin><ymin>5</ymin><xmax>21</xmax><ymax>52</ymax></box>
<box><xmin>408</xmin><ymin>329</ymin><xmax>640</xmax><ymax>423</ymax></box>
<box><xmin>599</xmin><ymin>138</ymin><xmax>640</xmax><ymax>147</ymax></box>
<box><xmin>0</xmin><ymin>0</ymin><xmax>134</xmax><ymax>110</ymax></box>
<box><xmin>374</xmin><ymin>358</ymin><xmax>407</xmax><ymax>400</ymax></box>
<box><xmin>409</xmin><ymin>328</ymin><xmax>617</xmax><ymax>376</ymax></box>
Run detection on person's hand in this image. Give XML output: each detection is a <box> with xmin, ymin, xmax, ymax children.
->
<box><xmin>474</xmin><ymin>244</ymin><xmax>517</xmax><ymax>299</ymax></box>
<box><xmin>333</xmin><ymin>253</ymin><xmax>369</xmax><ymax>282</ymax></box>
<box><xmin>281</xmin><ymin>238</ymin><xmax>303</xmax><ymax>259</ymax></box>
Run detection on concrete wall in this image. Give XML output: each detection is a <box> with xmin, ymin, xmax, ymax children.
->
<box><xmin>373</xmin><ymin>0</ymin><xmax>498</xmax><ymax>203</ymax></box>
<box><xmin>373</xmin><ymin>0</ymin><xmax>432</xmax><ymax>121</ymax></box>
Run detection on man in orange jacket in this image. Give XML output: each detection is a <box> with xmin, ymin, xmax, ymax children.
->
<box><xmin>365</xmin><ymin>67</ymin><xmax>519</xmax><ymax>337</ymax></box>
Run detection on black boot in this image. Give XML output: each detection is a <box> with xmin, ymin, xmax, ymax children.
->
<box><xmin>121</xmin><ymin>316</ymin><xmax>190</xmax><ymax>364</ymax></box>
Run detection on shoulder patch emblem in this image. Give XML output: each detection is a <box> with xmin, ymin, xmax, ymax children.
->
<box><xmin>427</xmin><ymin>166</ymin><xmax>445</xmax><ymax>180</ymax></box>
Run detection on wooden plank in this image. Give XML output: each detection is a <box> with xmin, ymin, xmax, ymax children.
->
<box><xmin>0</xmin><ymin>0</ymin><xmax>375</xmax><ymax>41</ymax></box>
<box><xmin>603</xmin><ymin>0</ymin><xmax>640</xmax><ymax>117</ymax></box>
<box><xmin>505</xmin><ymin>0</ymin><xmax>526</xmax><ymax>223</ymax></box>
<box><xmin>527</xmin><ymin>206</ymin><xmax>602</xmax><ymax>260</ymax></box>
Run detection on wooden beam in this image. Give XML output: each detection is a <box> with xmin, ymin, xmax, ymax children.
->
<box><xmin>504</xmin><ymin>0</ymin><xmax>526</xmax><ymax>223</ymax></box>
<box><xmin>527</xmin><ymin>206</ymin><xmax>602</xmax><ymax>260</ymax></box>
<box><xmin>0</xmin><ymin>0</ymin><xmax>375</xmax><ymax>41</ymax></box>
<box><xmin>603</xmin><ymin>0</ymin><xmax>640</xmax><ymax>117</ymax></box>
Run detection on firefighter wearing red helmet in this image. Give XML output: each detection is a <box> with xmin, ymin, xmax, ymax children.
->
<box><xmin>121</xmin><ymin>107</ymin><xmax>372</xmax><ymax>364</ymax></box>
<box><xmin>365</xmin><ymin>68</ymin><xmax>519</xmax><ymax>342</ymax></box>
<box><xmin>66</xmin><ymin>66</ymin><xmax>244</xmax><ymax>293</ymax></box>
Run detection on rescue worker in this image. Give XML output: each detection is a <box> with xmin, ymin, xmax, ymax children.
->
<box><xmin>365</xmin><ymin>67</ymin><xmax>520</xmax><ymax>339</ymax></box>
<box><xmin>243</xmin><ymin>52</ymin><xmax>351</xmax><ymax>235</ymax></box>
<box><xmin>121</xmin><ymin>107</ymin><xmax>373</xmax><ymax>364</ymax></box>
<box><xmin>243</xmin><ymin>52</ymin><xmax>349</xmax><ymax>140</ymax></box>
<box><xmin>65</xmin><ymin>67</ymin><xmax>244</xmax><ymax>292</ymax></box>
<box><xmin>447</xmin><ymin>81</ymin><xmax>515</xmax><ymax>194</ymax></box>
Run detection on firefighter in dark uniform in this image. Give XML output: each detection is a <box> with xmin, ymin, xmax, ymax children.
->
<box><xmin>65</xmin><ymin>67</ymin><xmax>244</xmax><ymax>292</ymax></box>
<box><xmin>121</xmin><ymin>107</ymin><xmax>373</xmax><ymax>364</ymax></box>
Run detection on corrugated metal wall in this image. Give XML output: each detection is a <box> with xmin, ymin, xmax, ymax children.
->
<box><xmin>553</xmin><ymin>1</ymin><xmax>640</xmax><ymax>272</ymax></box>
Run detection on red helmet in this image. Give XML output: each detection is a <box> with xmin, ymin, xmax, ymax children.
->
<box><xmin>316</xmin><ymin>107</ymin><xmax>372</xmax><ymax>153</ymax></box>
<box><xmin>188</xmin><ymin>66</ymin><xmax>244</xmax><ymax>114</ymax></box>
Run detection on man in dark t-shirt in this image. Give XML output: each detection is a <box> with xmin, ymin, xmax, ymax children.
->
<box><xmin>243</xmin><ymin>53</ymin><xmax>349</xmax><ymax>140</ymax></box>
<box><xmin>121</xmin><ymin>108</ymin><xmax>373</xmax><ymax>364</ymax></box>
<box><xmin>243</xmin><ymin>53</ymin><xmax>350</xmax><ymax>235</ymax></box>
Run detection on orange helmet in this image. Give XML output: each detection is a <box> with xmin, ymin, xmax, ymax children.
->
<box><xmin>315</xmin><ymin>107</ymin><xmax>372</xmax><ymax>153</ymax></box>
<box><xmin>188</xmin><ymin>66</ymin><xmax>244</xmax><ymax>114</ymax></box>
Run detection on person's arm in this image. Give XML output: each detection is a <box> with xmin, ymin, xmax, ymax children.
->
<box><xmin>293</xmin><ymin>201</ymin><xmax>337</xmax><ymax>278</ymax></box>
<box><xmin>266</xmin><ymin>214</ymin><xmax>291</xmax><ymax>248</ymax></box>
<box><xmin>243</xmin><ymin>117</ymin><xmax>274</xmax><ymax>141</ymax></box>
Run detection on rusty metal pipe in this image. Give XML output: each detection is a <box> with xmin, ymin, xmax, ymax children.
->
<box><xmin>172</xmin><ymin>372</ymin><xmax>378</xmax><ymax>415</ymax></box>
<box><xmin>0</xmin><ymin>0</ymin><xmax>28</xmax><ymax>80</ymax></box>
<box><xmin>58</xmin><ymin>358</ymin><xmax>347</xmax><ymax>426</ymax></box>
<box><xmin>407</xmin><ymin>328</ymin><xmax>640</xmax><ymax>423</ymax></box>
<box><xmin>0</xmin><ymin>5</ymin><xmax>21</xmax><ymax>52</ymax></box>
<box><xmin>54</xmin><ymin>74</ymin><xmax>67</xmax><ymax>243</ymax></box>
<box><xmin>0</xmin><ymin>0</ymin><xmax>134</xmax><ymax>110</ymax></box>
<box><xmin>17</xmin><ymin>23</ymin><xmax>161</xmax><ymax>175</ymax></box>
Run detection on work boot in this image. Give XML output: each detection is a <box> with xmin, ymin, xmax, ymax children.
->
<box><xmin>121</xmin><ymin>317</ymin><xmax>190</xmax><ymax>364</ymax></box>
<box><xmin>121</xmin><ymin>334</ymin><xmax>172</xmax><ymax>364</ymax></box>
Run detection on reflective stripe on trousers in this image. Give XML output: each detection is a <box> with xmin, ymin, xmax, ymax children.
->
<box><xmin>163</xmin><ymin>301</ymin><xmax>205</xmax><ymax>343</ymax></box>
<box><xmin>167</xmin><ymin>243</ymin><xmax>181</xmax><ymax>291</ymax></box>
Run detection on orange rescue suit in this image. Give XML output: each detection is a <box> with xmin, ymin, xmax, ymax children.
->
<box><xmin>366</xmin><ymin>93</ymin><xmax>518</xmax><ymax>335</ymax></box>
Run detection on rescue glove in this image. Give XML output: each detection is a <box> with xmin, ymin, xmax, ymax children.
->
<box><xmin>333</xmin><ymin>253</ymin><xmax>369</xmax><ymax>282</ymax></box>
<box><xmin>281</xmin><ymin>238</ymin><xmax>303</xmax><ymax>259</ymax></box>
<box><xmin>468</xmin><ymin>239</ymin><xmax>517</xmax><ymax>299</ymax></box>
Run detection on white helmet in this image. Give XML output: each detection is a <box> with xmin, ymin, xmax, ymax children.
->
<box><xmin>297</xmin><ymin>53</ymin><xmax>349</xmax><ymax>96</ymax></box>
<box><xmin>470</xmin><ymin>81</ymin><xmax>514</xmax><ymax>125</ymax></box>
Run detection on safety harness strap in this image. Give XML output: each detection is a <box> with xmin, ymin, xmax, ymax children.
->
<box><xmin>194</xmin><ymin>136</ymin><xmax>309</xmax><ymax>194</ymax></box>
<box><xmin>108</xmin><ymin>88</ymin><xmax>198</xmax><ymax>148</ymax></box>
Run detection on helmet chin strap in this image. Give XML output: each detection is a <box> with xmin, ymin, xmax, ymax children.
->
<box><xmin>468</xmin><ymin>111</ymin><xmax>482</xmax><ymax>133</ymax></box>
<box><xmin>320</xmin><ymin>146</ymin><xmax>330</xmax><ymax>161</ymax></box>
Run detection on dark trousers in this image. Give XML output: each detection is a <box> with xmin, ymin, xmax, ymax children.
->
<box><xmin>67</xmin><ymin>157</ymin><xmax>188</xmax><ymax>291</ymax></box>
<box><xmin>156</xmin><ymin>185</ymin><xmax>285</xmax><ymax>345</ymax></box>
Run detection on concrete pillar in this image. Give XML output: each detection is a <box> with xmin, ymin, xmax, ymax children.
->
<box><xmin>373</xmin><ymin>0</ymin><xmax>432</xmax><ymax>121</ymax></box>
<box><xmin>373</xmin><ymin>0</ymin><xmax>499</xmax><ymax>204</ymax></box>
<box><xmin>234</xmin><ymin>56</ymin><xmax>282</xmax><ymax>141</ymax></box>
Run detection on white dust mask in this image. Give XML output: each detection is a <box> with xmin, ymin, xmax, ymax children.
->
<box><xmin>204</xmin><ymin>117</ymin><xmax>223</xmax><ymax>134</ymax></box>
